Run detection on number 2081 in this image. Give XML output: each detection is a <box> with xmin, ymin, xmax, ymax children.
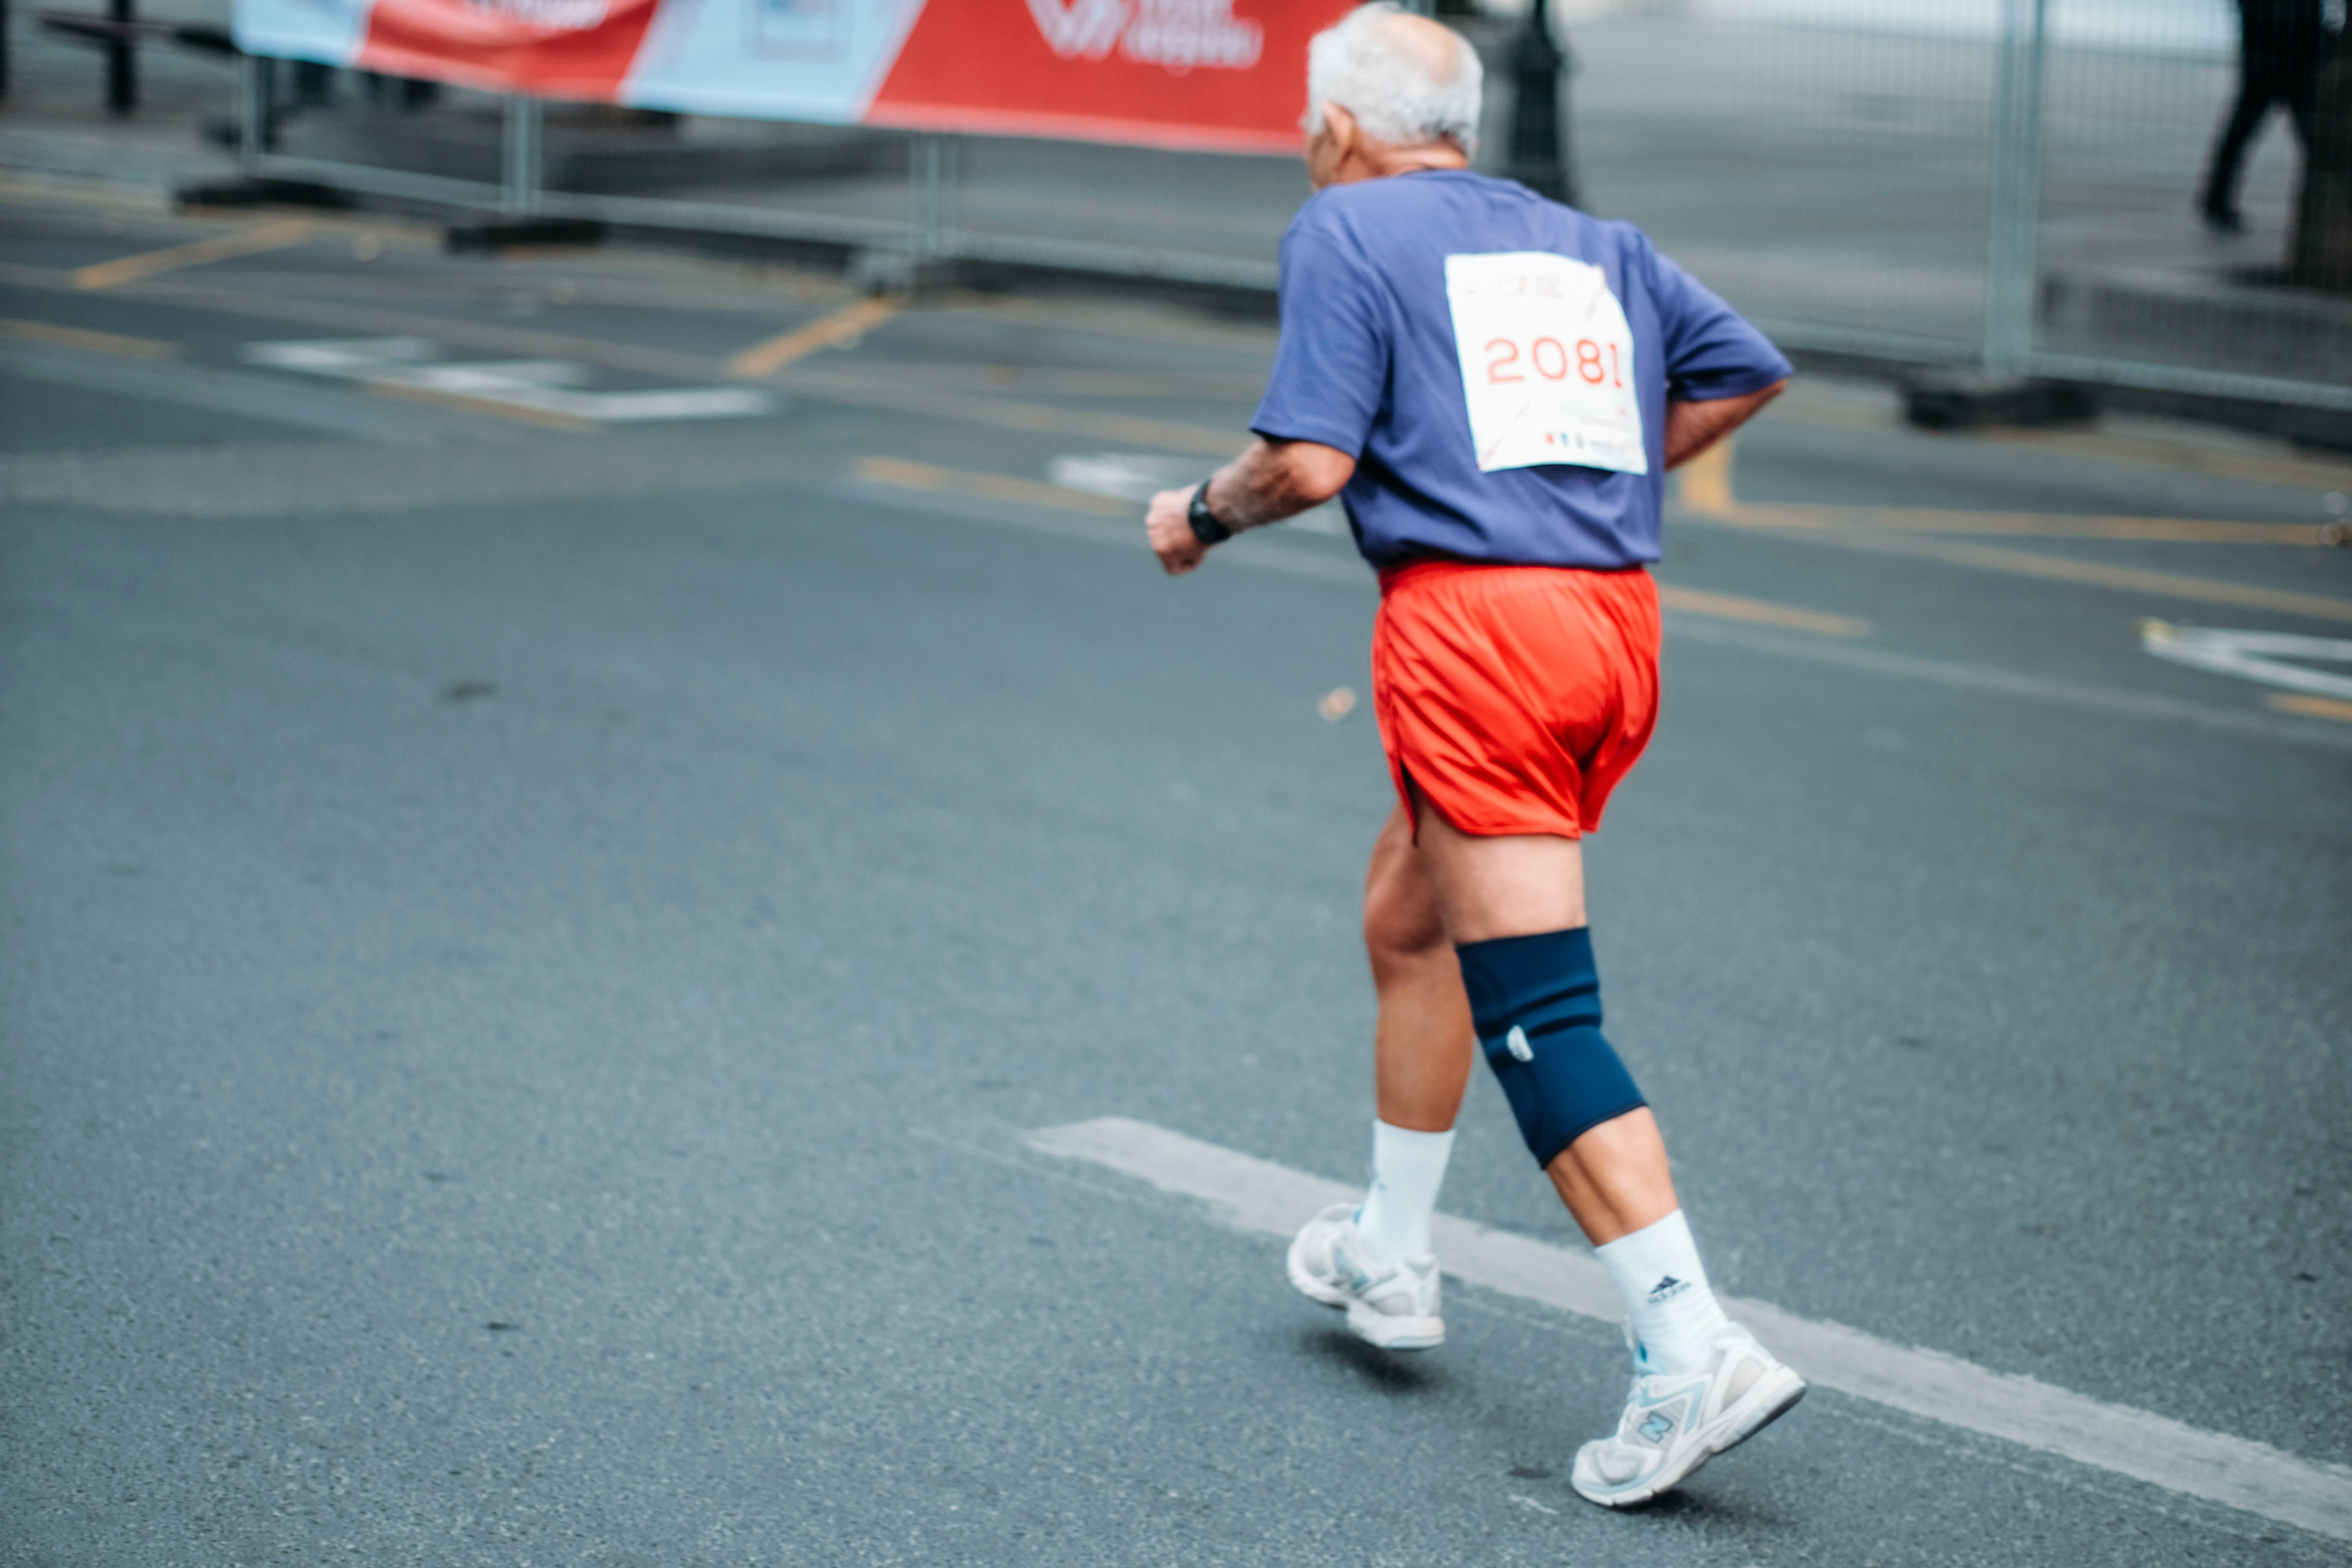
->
<box><xmin>1485</xmin><ymin>337</ymin><xmax>1623</xmax><ymax>388</ymax></box>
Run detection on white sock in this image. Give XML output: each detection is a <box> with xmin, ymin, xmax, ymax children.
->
<box><xmin>1354</xmin><ymin>1119</ymin><xmax>1455</xmax><ymax>1264</ymax></box>
<box><xmin>1595</xmin><ymin>1209</ymin><xmax>1732</xmax><ymax>1374</ymax></box>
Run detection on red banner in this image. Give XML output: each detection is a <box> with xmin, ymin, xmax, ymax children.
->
<box><xmin>238</xmin><ymin>0</ymin><xmax>1356</xmax><ymax>156</ymax></box>
<box><xmin>357</xmin><ymin>0</ymin><xmax>662</xmax><ymax>100</ymax></box>
<box><xmin>869</xmin><ymin>0</ymin><xmax>1354</xmax><ymax>155</ymax></box>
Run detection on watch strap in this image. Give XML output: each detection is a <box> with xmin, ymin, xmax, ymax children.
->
<box><xmin>1187</xmin><ymin>481</ymin><xmax>1234</xmax><ymax>545</ymax></box>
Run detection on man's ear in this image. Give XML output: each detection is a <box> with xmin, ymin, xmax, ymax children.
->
<box><xmin>1322</xmin><ymin>103</ymin><xmax>1361</xmax><ymax>162</ymax></box>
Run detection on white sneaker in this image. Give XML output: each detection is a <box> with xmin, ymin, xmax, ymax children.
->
<box><xmin>1284</xmin><ymin>1202</ymin><xmax>1445</xmax><ymax>1350</ymax></box>
<box><xmin>1569</xmin><ymin>1322</ymin><xmax>1805</xmax><ymax>1508</ymax></box>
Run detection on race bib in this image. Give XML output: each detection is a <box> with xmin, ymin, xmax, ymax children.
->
<box><xmin>1444</xmin><ymin>251</ymin><xmax>1647</xmax><ymax>476</ymax></box>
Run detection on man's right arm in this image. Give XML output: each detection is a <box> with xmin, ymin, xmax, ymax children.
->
<box><xmin>1146</xmin><ymin>212</ymin><xmax>1380</xmax><ymax>576</ymax></box>
<box><xmin>1146</xmin><ymin>439</ymin><xmax>1356</xmax><ymax>577</ymax></box>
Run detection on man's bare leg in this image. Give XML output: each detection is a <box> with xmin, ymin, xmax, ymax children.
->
<box><xmin>1362</xmin><ymin>805</ymin><xmax>1476</xmax><ymax>1133</ymax></box>
<box><xmin>1307</xmin><ymin>806</ymin><xmax>1481</xmax><ymax>1287</ymax></box>
<box><xmin>1280</xmin><ymin>806</ymin><xmax>1476</xmax><ymax>1347</ymax></box>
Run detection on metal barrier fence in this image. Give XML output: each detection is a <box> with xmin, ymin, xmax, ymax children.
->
<box><xmin>230</xmin><ymin>63</ymin><xmax>1293</xmax><ymax>295</ymax></box>
<box><xmin>1569</xmin><ymin>0</ymin><xmax>2352</xmax><ymax>412</ymax></box>
<box><xmin>227</xmin><ymin>0</ymin><xmax>2352</xmax><ymax>414</ymax></box>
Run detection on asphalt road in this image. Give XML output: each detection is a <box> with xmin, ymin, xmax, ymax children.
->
<box><xmin>2</xmin><ymin>183</ymin><xmax>2348</xmax><ymax>1568</ymax></box>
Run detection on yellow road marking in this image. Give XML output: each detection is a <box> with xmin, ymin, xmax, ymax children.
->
<box><xmin>1676</xmin><ymin>435</ymin><xmax>1738</xmax><ymax>516</ymax></box>
<box><xmin>2269</xmin><ymin>692</ymin><xmax>2352</xmax><ymax>723</ymax></box>
<box><xmin>1671</xmin><ymin>424</ymin><xmax>2352</xmax><ymax>622</ymax></box>
<box><xmin>1655</xmin><ymin>585</ymin><xmax>1869</xmax><ymax>638</ymax></box>
<box><xmin>1763</xmin><ymin>380</ymin><xmax>2352</xmax><ymax>493</ymax></box>
<box><xmin>1983</xmin><ymin>424</ymin><xmax>2352</xmax><ymax>496</ymax></box>
<box><xmin>0</xmin><ymin>173</ymin><xmax>171</xmax><ymax>211</ymax></box>
<box><xmin>363</xmin><ymin>380</ymin><xmax>597</xmax><ymax>432</ymax></box>
<box><xmin>73</xmin><ymin>220</ymin><xmax>313</xmax><ymax>292</ymax></box>
<box><xmin>1824</xmin><ymin>529</ymin><xmax>2352</xmax><ymax>623</ymax></box>
<box><xmin>861</xmin><ymin>455</ymin><xmax>1872</xmax><ymax>635</ymax></box>
<box><xmin>0</xmin><ymin>318</ymin><xmax>179</xmax><ymax>358</ymax></box>
<box><xmin>728</xmin><ymin>298</ymin><xmax>901</xmax><ymax>378</ymax></box>
<box><xmin>854</xmin><ymin>455</ymin><xmax>1132</xmax><ymax>516</ymax></box>
<box><xmin>1711</xmin><ymin>501</ymin><xmax>2334</xmax><ymax>548</ymax></box>
<box><xmin>1678</xmin><ymin>433</ymin><xmax>2334</xmax><ymax>545</ymax></box>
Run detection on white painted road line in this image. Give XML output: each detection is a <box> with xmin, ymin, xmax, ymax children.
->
<box><xmin>244</xmin><ymin>338</ymin><xmax>774</xmax><ymax>424</ymax></box>
<box><xmin>1025</xmin><ymin>1115</ymin><xmax>2352</xmax><ymax>1544</ymax></box>
<box><xmin>2141</xmin><ymin>622</ymin><xmax>2352</xmax><ymax>702</ymax></box>
<box><xmin>1667</xmin><ymin>614</ymin><xmax>2352</xmax><ymax>754</ymax></box>
<box><xmin>0</xmin><ymin>341</ymin><xmax>516</xmax><ymax>444</ymax></box>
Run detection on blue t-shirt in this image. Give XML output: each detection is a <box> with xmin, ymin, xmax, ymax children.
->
<box><xmin>1250</xmin><ymin>171</ymin><xmax>1789</xmax><ymax>572</ymax></box>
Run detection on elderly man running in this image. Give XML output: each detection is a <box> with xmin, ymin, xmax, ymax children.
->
<box><xmin>1146</xmin><ymin>3</ymin><xmax>1801</xmax><ymax>1510</ymax></box>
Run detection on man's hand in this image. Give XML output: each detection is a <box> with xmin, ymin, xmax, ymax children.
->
<box><xmin>1143</xmin><ymin>440</ymin><xmax>1355</xmax><ymax>579</ymax></box>
<box><xmin>1147</xmin><ymin>486</ymin><xmax>1211</xmax><ymax>576</ymax></box>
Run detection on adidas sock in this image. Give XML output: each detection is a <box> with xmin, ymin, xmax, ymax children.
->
<box><xmin>1354</xmin><ymin>1119</ymin><xmax>1455</xmax><ymax>1265</ymax></box>
<box><xmin>1595</xmin><ymin>1209</ymin><xmax>1731</xmax><ymax>1374</ymax></box>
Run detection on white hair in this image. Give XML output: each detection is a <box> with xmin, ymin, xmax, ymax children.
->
<box><xmin>1306</xmin><ymin>3</ymin><xmax>1482</xmax><ymax>154</ymax></box>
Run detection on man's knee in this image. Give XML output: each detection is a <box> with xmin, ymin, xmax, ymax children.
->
<box><xmin>1362</xmin><ymin>810</ymin><xmax>1447</xmax><ymax>970</ymax></box>
<box><xmin>1456</xmin><ymin>926</ymin><xmax>1646</xmax><ymax>1167</ymax></box>
<box><xmin>1363</xmin><ymin>863</ymin><xmax>1447</xmax><ymax>972</ymax></box>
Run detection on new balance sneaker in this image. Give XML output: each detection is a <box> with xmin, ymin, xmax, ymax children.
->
<box><xmin>1569</xmin><ymin>1323</ymin><xmax>1805</xmax><ymax>1508</ymax></box>
<box><xmin>1284</xmin><ymin>1202</ymin><xmax>1445</xmax><ymax>1350</ymax></box>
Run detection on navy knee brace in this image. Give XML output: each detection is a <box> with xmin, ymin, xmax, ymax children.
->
<box><xmin>1455</xmin><ymin>927</ymin><xmax>1646</xmax><ymax>1168</ymax></box>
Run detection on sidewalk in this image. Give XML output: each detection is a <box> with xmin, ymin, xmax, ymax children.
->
<box><xmin>6</xmin><ymin>5</ymin><xmax>2348</xmax><ymax>424</ymax></box>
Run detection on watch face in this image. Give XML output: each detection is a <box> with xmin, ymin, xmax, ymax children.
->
<box><xmin>1188</xmin><ymin>487</ymin><xmax>1229</xmax><ymax>541</ymax></box>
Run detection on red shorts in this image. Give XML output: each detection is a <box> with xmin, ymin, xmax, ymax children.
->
<box><xmin>1371</xmin><ymin>561</ymin><xmax>1661</xmax><ymax>840</ymax></box>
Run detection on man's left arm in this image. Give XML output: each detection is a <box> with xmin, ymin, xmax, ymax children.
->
<box><xmin>1145</xmin><ymin>438</ymin><xmax>1356</xmax><ymax>577</ymax></box>
<box><xmin>1663</xmin><ymin>380</ymin><xmax>1786</xmax><ymax>471</ymax></box>
<box><xmin>1646</xmin><ymin>234</ymin><xmax>1793</xmax><ymax>475</ymax></box>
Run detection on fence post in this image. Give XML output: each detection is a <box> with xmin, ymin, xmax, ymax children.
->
<box><xmin>909</xmin><ymin>132</ymin><xmax>949</xmax><ymax>257</ymax></box>
<box><xmin>237</xmin><ymin>51</ymin><xmax>267</xmax><ymax>169</ymax></box>
<box><xmin>1982</xmin><ymin>0</ymin><xmax>2048</xmax><ymax>378</ymax></box>
<box><xmin>502</xmin><ymin>94</ymin><xmax>541</xmax><ymax>217</ymax></box>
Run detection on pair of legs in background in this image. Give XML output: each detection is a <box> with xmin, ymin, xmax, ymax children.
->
<box><xmin>2199</xmin><ymin>21</ymin><xmax>2324</xmax><ymax>231</ymax></box>
<box><xmin>1285</xmin><ymin>561</ymin><xmax>1803</xmax><ymax>1509</ymax></box>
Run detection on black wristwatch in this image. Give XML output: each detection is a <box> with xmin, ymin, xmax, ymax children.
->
<box><xmin>1187</xmin><ymin>481</ymin><xmax>1234</xmax><ymax>545</ymax></box>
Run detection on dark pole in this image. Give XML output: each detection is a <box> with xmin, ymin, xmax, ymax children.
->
<box><xmin>1505</xmin><ymin>0</ymin><xmax>1575</xmax><ymax>207</ymax></box>
<box><xmin>106</xmin><ymin>0</ymin><xmax>135</xmax><ymax>113</ymax></box>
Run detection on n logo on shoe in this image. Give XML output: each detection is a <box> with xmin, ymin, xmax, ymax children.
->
<box><xmin>1638</xmin><ymin>1410</ymin><xmax>1675</xmax><ymax>1444</ymax></box>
